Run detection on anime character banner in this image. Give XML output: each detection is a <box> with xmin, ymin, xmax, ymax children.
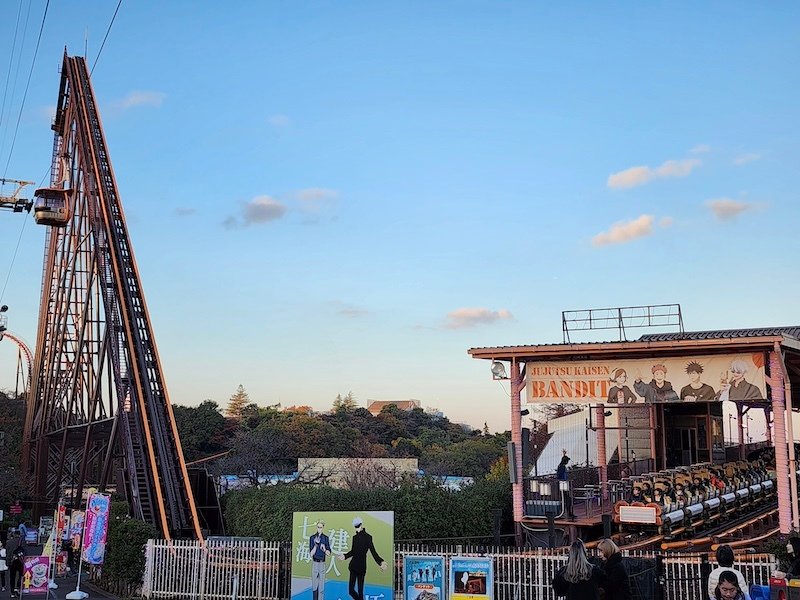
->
<box><xmin>449</xmin><ymin>557</ymin><xmax>493</xmax><ymax>600</ymax></box>
<box><xmin>82</xmin><ymin>493</ymin><xmax>111</xmax><ymax>565</ymax></box>
<box><xmin>404</xmin><ymin>556</ymin><xmax>445</xmax><ymax>600</ymax></box>
<box><xmin>526</xmin><ymin>352</ymin><xmax>767</xmax><ymax>404</ymax></box>
<box><xmin>291</xmin><ymin>511</ymin><xmax>394</xmax><ymax>600</ymax></box>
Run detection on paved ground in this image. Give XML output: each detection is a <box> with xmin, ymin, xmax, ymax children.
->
<box><xmin>0</xmin><ymin>580</ymin><xmax>120</xmax><ymax>600</ymax></box>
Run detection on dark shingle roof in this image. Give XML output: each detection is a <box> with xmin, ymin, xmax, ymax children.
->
<box><xmin>638</xmin><ymin>326</ymin><xmax>800</xmax><ymax>342</ymax></box>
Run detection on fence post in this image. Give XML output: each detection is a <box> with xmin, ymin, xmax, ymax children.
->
<box><xmin>546</xmin><ymin>511</ymin><xmax>556</xmax><ymax>549</ymax></box>
<box><xmin>700</xmin><ymin>553</ymin><xmax>711</xmax><ymax>598</ymax></box>
<box><xmin>654</xmin><ymin>554</ymin><xmax>665</xmax><ymax>600</ymax></box>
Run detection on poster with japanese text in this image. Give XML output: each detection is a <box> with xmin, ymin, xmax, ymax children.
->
<box><xmin>526</xmin><ymin>353</ymin><xmax>767</xmax><ymax>404</ymax></box>
<box><xmin>82</xmin><ymin>493</ymin><xmax>110</xmax><ymax>565</ymax></box>
<box><xmin>22</xmin><ymin>555</ymin><xmax>50</xmax><ymax>595</ymax></box>
<box><xmin>404</xmin><ymin>556</ymin><xmax>445</xmax><ymax>600</ymax></box>
<box><xmin>449</xmin><ymin>557</ymin><xmax>493</xmax><ymax>600</ymax></box>
<box><xmin>291</xmin><ymin>511</ymin><xmax>394</xmax><ymax>600</ymax></box>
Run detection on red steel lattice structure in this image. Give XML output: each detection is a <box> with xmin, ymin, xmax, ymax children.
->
<box><xmin>22</xmin><ymin>54</ymin><xmax>202</xmax><ymax>539</ymax></box>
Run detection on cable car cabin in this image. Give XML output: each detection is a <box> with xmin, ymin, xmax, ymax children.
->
<box><xmin>33</xmin><ymin>187</ymin><xmax>71</xmax><ymax>227</ymax></box>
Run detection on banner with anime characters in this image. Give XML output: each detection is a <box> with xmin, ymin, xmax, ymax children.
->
<box><xmin>291</xmin><ymin>511</ymin><xmax>394</xmax><ymax>600</ymax></box>
<box><xmin>526</xmin><ymin>352</ymin><xmax>767</xmax><ymax>404</ymax></box>
<box><xmin>404</xmin><ymin>556</ymin><xmax>445</xmax><ymax>600</ymax></box>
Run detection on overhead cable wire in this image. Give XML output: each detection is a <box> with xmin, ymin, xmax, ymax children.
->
<box><xmin>0</xmin><ymin>163</ymin><xmax>51</xmax><ymax>307</ymax></box>
<box><xmin>91</xmin><ymin>0</ymin><xmax>123</xmax><ymax>76</ymax></box>
<box><xmin>2</xmin><ymin>0</ymin><xmax>51</xmax><ymax>180</ymax></box>
<box><xmin>0</xmin><ymin>0</ymin><xmax>26</xmax><ymax>132</ymax></box>
<box><xmin>0</xmin><ymin>0</ymin><xmax>32</xmax><ymax>165</ymax></box>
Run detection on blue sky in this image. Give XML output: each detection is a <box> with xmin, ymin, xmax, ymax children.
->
<box><xmin>0</xmin><ymin>1</ymin><xmax>798</xmax><ymax>433</ymax></box>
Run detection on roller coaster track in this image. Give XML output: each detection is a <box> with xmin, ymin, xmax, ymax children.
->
<box><xmin>22</xmin><ymin>54</ymin><xmax>202</xmax><ymax>539</ymax></box>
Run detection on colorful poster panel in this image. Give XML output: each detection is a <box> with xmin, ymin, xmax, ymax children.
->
<box><xmin>22</xmin><ymin>555</ymin><xmax>50</xmax><ymax>595</ymax></box>
<box><xmin>404</xmin><ymin>556</ymin><xmax>445</xmax><ymax>600</ymax></box>
<box><xmin>450</xmin><ymin>557</ymin><xmax>493</xmax><ymax>600</ymax></box>
<box><xmin>291</xmin><ymin>511</ymin><xmax>394</xmax><ymax>600</ymax></box>
<box><xmin>82</xmin><ymin>493</ymin><xmax>111</xmax><ymax>565</ymax></box>
<box><xmin>526</xmin><ymin>352</ymin><xmax>767</xmax><ymax>404</ymax></box>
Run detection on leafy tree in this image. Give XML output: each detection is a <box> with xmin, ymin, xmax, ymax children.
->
<box><xmin>173</xmin><ymin>401</ymin><xmax>228</xmax><ymax>461</ymax></box>
<box><xmin>332</xmin><ymin>391</ymin><xmax>357</xmax><ymax>413</ymax></box>
<box><xmin>0</xmin><ymin>391</ymin><xmax>26</xmax><ymax>509</ymax></box>
<box><xmin>226</xmin><ymin>384</ymin><xmax>250</xmax><ymax>418</ymax></box>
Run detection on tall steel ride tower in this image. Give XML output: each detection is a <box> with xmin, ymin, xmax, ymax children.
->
<box><xmin>23</xmin><ymin>53</ymin><xmax>203</xmax><ymax>539</ymax></box>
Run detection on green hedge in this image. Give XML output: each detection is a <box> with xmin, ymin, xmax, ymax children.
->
<box><xmin>223</xmin><ymin>477</ymin><xmax>511</xmax><ymax>541</ymax></box>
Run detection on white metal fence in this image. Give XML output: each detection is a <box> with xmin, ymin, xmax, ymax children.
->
<box><xmin>142</xmin><ymin>539</ymin><xmax>778</xmax><ymax>600</ymax></box>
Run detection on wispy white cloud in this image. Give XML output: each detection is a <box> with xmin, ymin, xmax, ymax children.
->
<box><xmin>295</xmin><ymin>188</ymin><xmax>339</xmax><ymax>202</ymax></box>
<box><xmin>733</xmin><ymin>153</ymin><xmax>761</xmax><ymax>166</ymax></box>
<box><xmin>607</xmin><ymin>158</ymin><xmax>701</xmax><ymax>189</ymax></box>
<box><xmin>268</xmin><ymin>114</ymin><xmax>290</xmax><ymax>128</ymax></box>
<box><xmin>706</xmin><ymin>198</ymin><xmax>755</xmax><ymax>220</ymax></box>
<box><xmin>690</xmin><ymin>144</ymin><xmax>711</xmax><ymax>154</ymax></box>
<box><xmin>224</xmin><ymin>195</ymin><xmax>287</xmax><ymax>228</ymax></box>
<box><xmin>113</xmin><ymin>90</ymin><xmax>166</xmax><ymax>110</ymax></box>
<box><xmin>331</xmin><ymin>301</ymin><xmax>368</xmax><ymax>318</ymax></box>
<box><xmin>592</xmin><ymin>214</ymin><xmax>655</xmax><ymax>246</ymax></box>
<box><xmin>444</xmin><ymin>307</ymin><xmax>513</xmax><ymax>329</ymax></box>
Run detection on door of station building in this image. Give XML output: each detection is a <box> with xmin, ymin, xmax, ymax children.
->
<box><xmin>676</xmin><ymin>427</ymin><xmax>698</xmax><ymax>466</ymax></box>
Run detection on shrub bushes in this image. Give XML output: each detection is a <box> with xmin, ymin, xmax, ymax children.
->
<box><xmin>223</xmin><ymin>476</ymin><xmax>512</xmax><ymax>541</ymax></box>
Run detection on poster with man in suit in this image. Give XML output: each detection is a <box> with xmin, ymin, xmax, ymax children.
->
<box><xmin>291</xmin><ymin>511</ymin><xmax>394</xmax><ymax>600</ymax></box>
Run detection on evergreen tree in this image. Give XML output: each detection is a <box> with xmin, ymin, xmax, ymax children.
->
<box><xmin>226</xmin><ymin>384</ymin><xmax>250</xmax><ymax>418</ymax></box>
<box><xmin>332</xmin><ymin>391</ymin><xmax>357</xmax><ymax>413</ymax></box>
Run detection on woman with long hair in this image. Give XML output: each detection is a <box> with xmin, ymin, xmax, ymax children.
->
<box><xmin>597</xmin><ymin>538</ymin><xmax>631</xmax><ymax>600</ymax></box>
<box><xmin>552</xmin><ymin>540</ymin><xmax>606</xmax><ymax>599</ymax></box>
<box><xmin>714</xmin><ymin>570</ymin><xmax>746</xmax><ymax>600</ymax></box>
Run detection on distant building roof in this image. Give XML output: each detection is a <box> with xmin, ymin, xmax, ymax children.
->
<box><xmin>367</xmin><ymin>399</ymin><xmax>422</xmax><ymax>416</ymax></box>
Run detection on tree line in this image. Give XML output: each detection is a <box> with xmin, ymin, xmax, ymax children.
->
<box><xmin>172</xmin><ymin>386</ymin><xmax>512</xmax><ymax>480</ymax></box>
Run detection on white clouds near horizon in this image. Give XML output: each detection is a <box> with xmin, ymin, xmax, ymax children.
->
<box><xmin>444</xmin><ymin>307</ymin><xmax>513</xmax><ymax>329</ymax></box>
<box><xmin>607</xmin><ymin>158</ymin><xmax>701</xmax><ymax>189</ymax></box>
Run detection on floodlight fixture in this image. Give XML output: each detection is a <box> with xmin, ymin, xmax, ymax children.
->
<box><xmin>491</xmin><ymin>361</ymin><xmax>509</xmax><ymax>380</ymax></box>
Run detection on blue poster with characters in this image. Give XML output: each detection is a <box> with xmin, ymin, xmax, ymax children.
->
<box><xmin>403</xmin><ymin>556</ymin><xmax>445</xmax><ymax>600</ymax></box>
<box><xmin>291</xmin><ymin>511</ymin><xmax>394</xmax><ymax>600</ymax></box>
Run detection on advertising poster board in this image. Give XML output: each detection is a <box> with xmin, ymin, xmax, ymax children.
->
<box><xmin>22</xmin><ymin>555</ymin><xmax>50</xmax><ymax>595</ymax></box>
<box><xmin>404</xmin><ymin>556</ymin><xmax>446</xmax><ymax>600</ymax></box>
<box><xmin>449</xmin><ymin>557</ymin><xmax>493</xmax><ymax>600</ymax></box>
<box><xmin>82</xmin><ymin>493</ymin><xmax>111</xmax><ymax>565</ymax></box>
<box><xmin>526</xmin><ymin>352</ymin><xmax>766</xmax><ymax>404</ymax></box>
<box><xmin>69</xmin><ymin>510</ymin><xmax>85</xmax><ymax>548</ymax></box>
<box><xmin>291</xmin><ymin>511</ymin><xmax>394</xmax><ymax>600</ymax></box>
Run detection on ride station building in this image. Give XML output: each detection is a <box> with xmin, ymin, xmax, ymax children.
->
<box><xmin>469</xmin><ymin>306</ymin><xmax>800</xmax><ymax>545</ymax></box>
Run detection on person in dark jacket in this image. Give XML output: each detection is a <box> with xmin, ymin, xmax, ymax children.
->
<box><xmin>556</xmin><ymin>451</ymin><xmax>575</xmax><ymax>519</ymax></box>
<box><xmin>338</xmin><ymin>516</ymin><xmax>388</xmax><ymax>600</ymax></box>
<box><xmin>598</xmin><ymin>538</ymin><xmax>632</xmax><ymax>600</ymax></box>
<box><xmin>5</xmin><ymin>531</ymin><xmax>24</xmax><ymax>598</ymax></box>
<box><xmin>552</xmin><ymin>539</ymin><xmax>606</xmax><ymax>600</ymax></box>
<box><xmin>775</xmin><ymin>536</ymin><xmax>800</xmax><ymax>580</ymax></box>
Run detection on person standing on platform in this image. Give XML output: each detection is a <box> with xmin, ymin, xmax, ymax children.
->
<box><xmin>552</xmin><ymin>539</ymin><xmax>606</xmax><ymax>600</ymax></box>
<box><xmin>309</xmin><ymin>520</ymin><xmax>332</xmax><ymax>600</ymax></box>
<box><xmin>597</xmin><ymin>538</ymin><xmax>631</xmax><ymax>600</ymax></box>
<box><xmin>708</xmin><ymin>545</ymin><xmax>750</xmax><ymax>600</ymax></box>
<box><xmin>556</xmin><ymin>451</ymin><xmax>574</xmax><ymax>520</ymax></box>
